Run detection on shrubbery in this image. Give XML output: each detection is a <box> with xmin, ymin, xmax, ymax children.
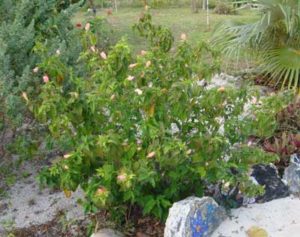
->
<box><xmin>0</xmin><ymin>0</ymin><xmax>83</xmax><ymax>127</ymax></box>
<box><xmin>0</xmin><ymin>0</ymin><xmax>114</xmax><ymax>159</ymax></box>
<box><xmin>0</xmin><ymin>0</ymin><xmax>295</xmax><ymax>228</ymax></box>
<box><xmin>214</xmin><ymin>2</ymin><xmax>236</xmax><ymax>15</ymax></box>
<box><xmin>30</xmin><ymin>12</ymin><xmax>292</xmax><ymax>223</ymax></box>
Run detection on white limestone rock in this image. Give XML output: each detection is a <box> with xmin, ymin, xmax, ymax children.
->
<box><xmin>164</xmin><ymin>196</ymin><xmax>227</xmax><ymax>237</ymax></box>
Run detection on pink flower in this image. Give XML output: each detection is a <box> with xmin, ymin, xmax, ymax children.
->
<box><xmin>251</xmin><ymin>97</ymin><xmax>258</xmax><ymax>104</ymax></box>
<box><xmin>127</xmin><ymin>75</ymin><xmax>135</xmax><ymax>81</ymax></box>
<box><xmin>90</xmin><ymin>46</ymin><xmax>96</xmax><ymax>52</ymax></box>
<box><xmin>43</xmin><ymin>75</ymin><xmax>49</xmax><ymax>83</ymax></box>
<box><xmin>100</xmin><ymin>51</ymin><xmax>107</xmax><ymax>59</ymax></box>
<box><xmin>181</xmin><ymin>33</ymin><xmax>187</xmax><ymax>41</ymax></box>
<box><xmin>21</xmin><ymin>92</ymin><xmax>29</xmax><ymax>102</ymax></box>
<box><xmin>63</xmin><ymin>153</ymin><xmax>71</xmax><ymax>159</ymax></box>
<box><xmin>140</xmin><ymin>50</ymin><xmax>147</xmax><ymax>56</ymax></box>
<box><xmin>117</xmin><ymin>173</ymin><xmax>127</xmax><ymax>182</ymax></box>
<box><xmin>96</xmin><ymin>187</ymin><xmax>107</xmax><ymax>195</ymax></box>
<box><xmin>145</xmin><ymin>61</ymin><xmax>151</xmax><ymax>68</ymax></box>
<box><xmin>147</xmin><ymin>151</ymin><xmax>156</xmax><ymax>158</ymax></box>
<box><xmin>85</xmin><ymin>22</ymin><xmax>91</xmax><ymax>31</ymax></box>
<box><xmin>129</xmin><ymin>63</ymin><xmax>138</xmax><ymax>69</ymax></box>
<box><xmin>134</xmin><ymin>88</ymin><xmax>143</xmax><ymax>95</ymax></box>
<box><xmin>33</xmin><ymin>67</ymin><xmax>39</xmax><ymax>73</ymax></box>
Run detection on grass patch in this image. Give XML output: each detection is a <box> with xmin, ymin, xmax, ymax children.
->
<box><xmin>74</xmin><ymin>7</ymin><xmax>260</xmax><ymax>72</ymax></box>
<box><xmin>74</xmin><ymin>7</ymin><xmax>259</xmax><ymax>51</ymax></box>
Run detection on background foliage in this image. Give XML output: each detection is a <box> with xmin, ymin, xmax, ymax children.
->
<box><xmin>213</xmin><ymin>0</ymin><xmax>300</xmax><ymax>91</ymax></box>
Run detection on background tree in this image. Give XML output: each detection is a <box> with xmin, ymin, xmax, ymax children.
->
<box><xmin>191</xmin><ymin>0</ymin><xmax>200</xmax><ymax>13</ymax></box>
<box><xmin>213</xmin><ymin>0</ymin><xmax>300</xmax><ymax>91</ymax></box>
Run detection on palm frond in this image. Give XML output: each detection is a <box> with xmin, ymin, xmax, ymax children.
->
<box><xmin>212</xmin><ymin>0</ymin><xmax>300</xmax><ymax>90</ymax></box>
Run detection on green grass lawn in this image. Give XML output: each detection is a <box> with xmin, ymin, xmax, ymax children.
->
<box><xmin>75</xmin><ymin>7</ymin><xmax>258</xmax><ymax>49</ymax></box>
<box><xmin>74</xmin><ymin>7</ymin><xmax>259</xmax><ymax>70</ymax></box>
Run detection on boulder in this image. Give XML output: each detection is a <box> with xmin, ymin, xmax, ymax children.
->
<box><xmin>91</xmin><ymin>228</ymin><xmax>124</xmax><ymax>237</ymax></box>
<box><xmin>251</xmin><ymin>164</ymin><xmax>289</xmax><ymax>202</ymax></box>
<box><xmin>283</xmin><ymin>154</ymin><xmax>300</xmax><ymax>194</ymax></box>
<box><xmin>164</xmin><ymin>196</ymin><xmax>227</xmax><ymax>237</ymax></box>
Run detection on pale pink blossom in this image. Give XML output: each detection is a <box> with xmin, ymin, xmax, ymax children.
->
<box><xmin>127</xmin><ymin>75</ymin><xmax>135</xmax><ymax>81</ymax></box>
<box><xmin>129</xmin><ymin>63</ymin><xmax>138</xmax><ymax>69</ymax></box>
<box><xmin>147</xmin><ymin>151</ymin><xmax>156</xmax><ymax>158</ymax></box>
<box><xmin>100</xmin><ymin>51</ymin><xmax>107</xmax><ymax>59</ymax></box>
<box><xmin>33</xmin><ymin>67</ymin><xmax>39</xmax><ymax>73</ymax></box>
<box><xmin>96</xmin><ymin>187</ymin><xmax>107</xmax><ymax>195</ymax></box>
<box><xmin>21</xmin><ymin>92</ymin><xmax>29</xmax><ymax>102</ymax></box>
<box><xmin>140</xmin><ymin>50</ymin><xmax>147</xmax><ymax>56</ymax></box>
<box><xmin>117</xmin><ymin>173</ymin><xmax>127</xmax><ymax>182</ymax></box>
<box><xmin>181</xmin><ymin>33</ymin><xmax>187</xmax><ymax>41</ymax></box>
<box><xmin>63</xmin><ymin>153</ymin><xmax>71</xmax><ymax>159</ymax></box>
<box><xmin>224</xmin><ymin>182</ymin><xmax>230</xmax><ymax>188</ymax></box>
<box><xmin>90</xmin><ymin>46</ymin><xmax>96</xmax><ymax>52</ymax></box>
<box><xmin>134</xmin><ymin>88</ymin><xmax>143</xmax><ymax>95</ymax></box>
<box><xmin>251</xmin><ymin>97</ymin><xmax>258</xmax><ymax>104</ymax></box>
<box><xmin>85</xmin><ymin>22</ymin><xmax>91</xmax><ymax>31</ymax></box>
<box><xmin>145</xmin><ymin>61</ymin><xmax>151</xmax><ymax>68</ymax></box>
<box><xmin>43</xmin><ymin>74</ymin><xmax>49</xmax><ymax>83</ymax></box>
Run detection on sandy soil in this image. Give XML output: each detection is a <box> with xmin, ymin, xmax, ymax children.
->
<box><xmin>0</xmin><ymin>157</ymin><xmax>85</xmax><ymax>235</ymax></box>
<box><xmin>212</xmin><ymin>196</ymin><xmax>300</xmax><ymax>237</ymax></box>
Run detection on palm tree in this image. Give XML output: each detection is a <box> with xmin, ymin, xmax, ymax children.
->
<box><xmin>213</xmin><ymin>0</ymin><xmax>300</xmax><ymax>91</ymax></box>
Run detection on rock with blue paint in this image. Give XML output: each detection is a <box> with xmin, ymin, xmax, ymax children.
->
<box><xmin>164</xmin><ymin>196</ymin><xmax>227</xmax><ymax>237</ymax></box>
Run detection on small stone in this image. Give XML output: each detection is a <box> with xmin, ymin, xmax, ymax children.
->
<box><xmin>164</xmin><ymin>196</ymin><xmax>227</xmax><ymax>237</ymax></box>
<box><xmin>246</xmin><ymin>226</ymin><xmax>268</xmax><ymax>237</ymax></box>
<box><xmin>91</xmin><ymin>228</ymin><xmax>124</xmax><ymax>237</ymax></box>
<box><xmin>283</xmin><ymin>154</ymin><xmax>300</xmax><ymax>195</ymax></box>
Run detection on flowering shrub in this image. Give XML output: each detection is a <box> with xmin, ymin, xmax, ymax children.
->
<box><xmin>32</xmin><ymin>13</ymin><xmax>290</xmax><ymax>222</ymax></box>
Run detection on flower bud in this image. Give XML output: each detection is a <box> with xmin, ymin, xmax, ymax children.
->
<box><xmin>181</xmin><ymin>33</ymin><xmax>187</xmax><ymax>41</ymax></box>
<box><xmin>33</xmin><ymin>67</ymin><xmax>39</xmax><ymax>73</ymax></box>
<box><xmin>134</xmin><ymin>88</ymin><xmax>143</xmax><ymax>95</ymax></box>
<box><xmin>43</xmin><ymin>75</ymin><xmax>49</xmax><ymax>83</ymax></box>
<box><xmin>100</xmin><ymin>51</ymin><xmax>107</xmax><ymax>59</ymax></box>
<box><xmin>145</xmin><ymin>61</ymin><xmax>151</xmax><ymax>68</ymax></box>
<box><xmin>127</xmin><ymin>75</ymin><xmax>135</xmax><ymax>81</ymax></box>
<box><xmin>85</xmin><ymin>22</ymin><xmax>91</xmax><ymax>31</ymax></box>
<box><xmin>147</xmin><ymin>151</ymin><xmax>156</xmax><ymax>158</ymax></box>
